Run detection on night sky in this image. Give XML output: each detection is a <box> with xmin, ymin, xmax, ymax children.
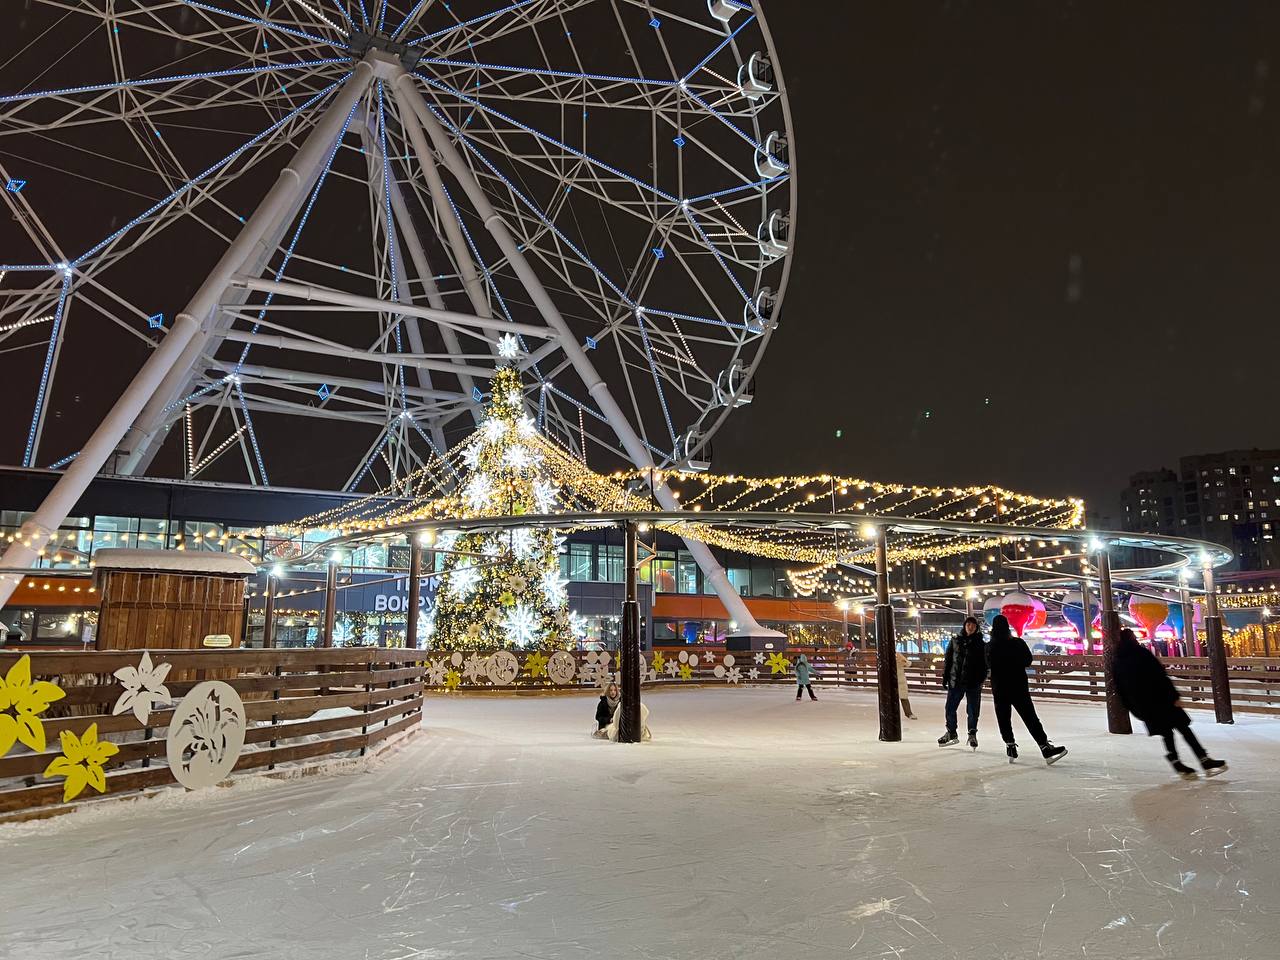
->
<box><xmin>715</xmin><ymin>1</ymin><xmax>1280</xmax><ymax>523</ymax></box>
<box><xmin>4</xmin><ymin>2</ymin><xmax>1280</xmax><ymax>523</ymax></box>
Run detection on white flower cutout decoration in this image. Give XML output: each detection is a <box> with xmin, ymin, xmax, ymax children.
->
<box><xmin>166</xmin><ymin>681</ymin><xmax>245</xmax><ymax>791</ymax></box>
<box><xmin>112</xmin><ymin>651</ymin><xmax>172</xmax><ymax>725</ymax></box>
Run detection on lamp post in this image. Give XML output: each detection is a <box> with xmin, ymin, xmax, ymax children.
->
<box><xmin>617</xmin><ymin>519</ymin><xmax>642</xmax><ymax>743</ymax></box>
<box><xmin>322</xmin><ymin>553</ymin><xmax>338</xmax><ymax>648</ymax></box>
<box><xmin>262</xmin><ymin>564</ymin><xmax>281</xmax><ymax>649</ymax></box>
<box><xmin>870</xmin><ymin>524</ymin><xmax>901</xmax><ymax>742</ymax></box>
<box><xmin>1093</xmin><ymin>540</ymin><xmax>1132</xmax><ymax>735</ymax></box>
<box><xmin>1202</xmin><ymin>557</ymin><xmax>1233</xmax><ymax>724</ymax></box>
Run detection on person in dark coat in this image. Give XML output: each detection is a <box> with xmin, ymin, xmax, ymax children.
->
<box><xmin>987</xmin><ymin>614</ymin><xmax>1067</xmax><ymax>764</ymax></box>
<box><xmin>938</xmin><ymin>616</ymin><xmax>988</xmax><ymax>749</ymax></box>
<box><xmin>1112</xmin><ymin>628</ymin><xmax>1227</xmax><ymax>779</ymax></box>
<box><xmin>593</xmin><ymin>682</ymin><xmax>620</xmax><ymax>738</ymax></box>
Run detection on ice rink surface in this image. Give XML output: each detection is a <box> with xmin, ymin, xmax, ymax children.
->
<box><xmin>4</xmin><ymin>687</ymin><xmax>1277</xmax><ymax>960</ymax></box>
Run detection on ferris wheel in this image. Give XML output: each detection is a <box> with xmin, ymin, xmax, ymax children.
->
<box><xmin>0</xmin><ymin>0</ymin><xmax>795</xmax><ymax>494</ymax></box>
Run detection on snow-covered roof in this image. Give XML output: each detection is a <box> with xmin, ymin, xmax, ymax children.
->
<box><xmin>92</xmin><ymin>548</ymin><xmax>257</xmax><ymax>576</ymax></box>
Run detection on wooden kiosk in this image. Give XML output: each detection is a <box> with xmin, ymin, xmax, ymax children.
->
<box><xmin>92</xmin><ymin>549</ymin><xmax>256</xmax><ymax>650</ymax></box>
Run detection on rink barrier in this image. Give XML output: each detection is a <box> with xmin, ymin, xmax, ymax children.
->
<box><xmin>0</xmin><ymin>648</ymin><xmax>426</xmax><ymax>821</ymax></box>
<box><xmin>415</xmin><ymin>647</ymin><xmax>1280</xmax><ymax>716</ymax></box>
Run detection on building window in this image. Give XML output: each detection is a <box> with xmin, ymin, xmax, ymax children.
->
<box><xmin>728</xmin><ymin>567</ymin><xmax>750</xmax><ymax>596</ymax></box>
<box><xmin>677</xmin><ymin>550</ymin><xmax>699</xmax><ymax>594</ymax></box>
<box><xmin>565</xmin><ymin>543</ymin><xmax>593</xmax><ymax>582</ymax></box>
<box><xmin>652</xmin><ymin>552</ymin><xmax>676</xmax><ymax>593</ymax></box>
<box><xmin>599</xmin><ymin>545</ymin><xmax>623</xmax><ymax>583</ymax></box>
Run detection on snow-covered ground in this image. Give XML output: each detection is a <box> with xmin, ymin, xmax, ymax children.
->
<box><xmin>4</xmin><ymin>688</ymin><xmax>1278</xmax><ymax>960</ymax></box>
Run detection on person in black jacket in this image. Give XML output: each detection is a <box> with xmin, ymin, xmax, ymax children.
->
<box><xmin>1113</xmin><ymin>628</ymin><xmax>1227</xmax><ymax>779</ymax></box>
<box><xmin>938</xmin><ymin>616</ymin><xmax>988</xmax><ymax>749</ymax></box>
<box><xmin>593</xmin><ymin>682</ymin><xmax>620</xmax><ymax>738</ymax></box>
<box><xmin>987</xmin><ymin>614</ymin><xmax>1067</xmax><ymax>764</ymax></box>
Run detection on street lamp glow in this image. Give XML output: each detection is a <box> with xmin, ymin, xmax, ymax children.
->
<box><xmin>860</xmin><ymin>523</ymin><xmax>877</xmax><ymax>540</ymax></box>
<box><xmin>852</xmin><ymin>604</ymin><xmax>865</xmax><ymax>617</ymax></box>
<box><xmin>270</xmin><ymin>564</ymin><xmax>284</xmax><ymax>579</ymax></box>
<box><xmin>418</xmin><ymin>529</ymin><xmax>436</xmax><ymax>546</ymax></box>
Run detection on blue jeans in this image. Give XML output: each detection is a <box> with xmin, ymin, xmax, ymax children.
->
<box><xmin>945</xmin><ymin>685</ymin><xmax>983</xmax><ymax>734</ymax></box>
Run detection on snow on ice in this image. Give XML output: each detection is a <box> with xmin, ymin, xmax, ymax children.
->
<box><xmin>3</xmin><ymin>688</ymin><xmax>1278</xmax><ymax>959</ymax></box>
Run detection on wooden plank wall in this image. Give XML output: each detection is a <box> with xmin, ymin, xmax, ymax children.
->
<box><xmin>97</xmin><ymin>571</ymin><xmax>246</xmax><ymax>650</ymax></box>
<box><xmin>0</xmin><ymin>648</ymin><xmax>426</xmax><ymax>819</ymax></box>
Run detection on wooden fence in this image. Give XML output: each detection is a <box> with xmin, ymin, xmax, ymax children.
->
<box><xmin>417</xmin><ymin>646</ymin><xmax>1280</xmax><ymax>716</ymax></box>
<box><xmin>0</xmin><ymin>647</ymin><xmax>425</xmax><ymax>821</ymax></box>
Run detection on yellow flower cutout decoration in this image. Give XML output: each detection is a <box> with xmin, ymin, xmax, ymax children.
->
<box><xmin>765</xmin><ymin>652</ymin><xmax>792</xmax><ymax>675</ymax></box>
<box><xmin>525</xmin><ymin>651</ymin><xmax>549</xmax><ymax>678</ymax></box>
<box><xmin>43</xmin><ymin>723</ymin><xmax>119</xmax><ymax>803</ymax></box>
<box><xmin>678</xmin><ymin>663</ymin><xmax>693</xmax><ymax>681</ymax></box>
<box><xmin>444</xmin><ymin>670</ymin><xmax>462</xmax><ymax>690</ymax></box>
<box><xmin>651</xmin><ymin>651</ymin><xmax>666</xmax><ymax>674</ymax></box>
<box><xmin>498</xmin><ymin>590</ymin><xmax>516</xmax><ymax>607</ymax></box>
<box><xmin>0</xmin><ymin>653</ymin><xmax>66</xmax><ymax>756</ymax></box>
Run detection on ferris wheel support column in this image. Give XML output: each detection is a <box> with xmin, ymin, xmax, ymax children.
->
<box><xmin>119</xmin><ymin>62</ymin><xmax>378</xmax><ymax>476</ymax></box>
<box><xmin>394</xmin><ymin>75</ymin><xmax>779</xmax><ymax>640</ymax></box>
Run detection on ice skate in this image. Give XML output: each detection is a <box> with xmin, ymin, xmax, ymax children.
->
<box><xmin>1200</xmin><ymin>757</ymin><xmax>1228</xmax><ymax>777</ymax></box>
<box><xmin>1005</xmin><ymin>742</ymin><xmax>1018</xmax><ymax>763</ymax></box>
<box><xmin>1040</xmin><ymin>743</ymin><xmax>1067</xmax><ymax>765</ymax></box>
<box><xmin>1170</xmin><ymin>758</ymin><xmax>1198</xmax><ymax>781</ymax></box>
<box><xmin>938</xmin><ymin>730</ymin><xmax>958</xmax><ymax>747</ymax></box>
<box><xmin>967</xmin><ymin>730</ymin><xmax>978</xmax><ymax>751</ymax></box>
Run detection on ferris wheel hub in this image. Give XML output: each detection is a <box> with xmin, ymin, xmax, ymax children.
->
<box><xmin>347</xmin><ymin>30</ymin><xmax>425</xmax><ymax>72</ymax></box>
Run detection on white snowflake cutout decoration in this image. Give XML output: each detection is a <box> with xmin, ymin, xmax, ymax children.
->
<box><xmin>503</xmin><ymin>445</ymin><xmax>540</xmax><ymax>473</ymax></box>
<box><xmin>166</xmin><ymin>681</ymin><xmax>246</xmax><ymax>791</ymax></box>
<box><xmin>436</xmin><ymin>530</ymin><xmax>461</xmax><ymax>554</ymax></box>
<box><xmin>540</xmin><ymin>569</ymin><xmax>568</xmax><ymax>606</ymax></box>
<box><xmin>532</xmin><ymin>479</ymin><xmax>560</xmax><ymax>514</ymax></box>
<box><xmin>461</xmin><ymin>442</ymin><xmax>484</xmax><ymax>470</ymax></box>
<box><xmin>516</xmin><ymin>414</ymin><xmax>537</xmax><ymax>438</ymax></box>
<box><xmin>486</xmin><ymin>649</ymin><xmax>520</xmax><ymax>685</ymax></box>
<box><xmin>567</xmin><ymin>610</ymin><xmax>589</xmax><ymax>639</ymax></box>
<box><xmin>447</xmin><ymin>560</ymin><xmax>480</xmax><ymax>600</ymax></box>
<box><xmin>504</xmin><ymin>603</ymin><xmax>540</xmax><ymax>647</ymax></box>
<box><xmin>508</xmin><ymin>527</ymin><xmax>536</xmax><ymax>560</ymax></box>
<box><xmin>464</xmin><ymin>473</ymin><xmax>494</xmax><ymax>512</ymax></box>
<box><xmin>481</xmin><ymin>418</ymin><xmax>506</xmax><ymax>444</ymax></box>
<box><xmin>496</xmin><ymin>332</ymin><xmax>521</xmax><ymax>359</ymax></box>
<box><xmin>112</xmin><ymin>651</ymin><xmax>172</xmax><ymax>724</ymax></box>
<box><xmin>463</xmin><ymin>652</ymin><xmax>488</xmax><ymax>683</ymax></box>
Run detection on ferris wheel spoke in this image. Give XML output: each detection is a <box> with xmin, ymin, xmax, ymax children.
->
<box><xmin>179</xmin><ymin>0</ymin><xmax>343</xmax><ymax>48</ymax></box>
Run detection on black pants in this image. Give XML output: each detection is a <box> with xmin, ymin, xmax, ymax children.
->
<box><xmin>994</xmin><ymin>690</ymin><xmax>1047</xmax><ymax>747</ymax></box>
<box><xmin>1162</xmin><ymin>723</ymin><xmax>1206</xmax><ymax>761</ymax></box>
<box><xmin>796</xmin><ymin>683</ymin><xmax>816</xmax><ymax>700</ymax></box>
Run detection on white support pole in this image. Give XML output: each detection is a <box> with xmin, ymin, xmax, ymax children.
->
<box><xmin>0</xmin><ymin>64</ymin><xmax>378</xmax><ymax>606</ymax></box>
<box><xmin>118</xmin><ymin>61</ymin><xmax>378</xmax><ymax>475</ymax></box>
<box><xmin>393</xmin><ymin>74</ymin><xmax>777</xmax><ymax>638</ymax></box>
<box><xmin>0</xmin><ymin>314</ymin><xmax>199</xmax><ymax>608</ymax></box>
<box><xmin>394</xmin><ymin>85</ymin><xmax>493</xmax><ymax>323</ymax></box>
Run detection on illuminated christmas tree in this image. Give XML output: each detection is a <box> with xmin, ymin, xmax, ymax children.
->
<box><xmin>428</xmin><ymin>364</ymin><xmax>580</xmax><ymax>650</ymax></box>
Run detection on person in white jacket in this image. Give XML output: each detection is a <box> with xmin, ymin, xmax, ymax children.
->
<box><xmin>896</xmin><ymin>651</ymin><xmax>916</xmax><ymax>719</ymax></box>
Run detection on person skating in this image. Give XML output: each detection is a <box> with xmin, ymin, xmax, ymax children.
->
<box><xmin>1112</xmin><ymin>627</ymin><xmax>1227</xmax><ymax>780</ymax></box>
<box><xmin>794</xmin><ymin>654</ymin><xmax>817</xmax><ymax>701</ymax></box>
<box><xmin>896</xmin><ymin>650</ymin><xmax>916</xmax><ymax>719</ymax></box>
<box><xmin>987</xmin><ymin>614</ymin><xmax>1067</xmax><ymax>764</ymax></box>
<box><xmin>939</xmin><ymin>616</ymin><xmax>987</xmax><ymax>748</ymax></box>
